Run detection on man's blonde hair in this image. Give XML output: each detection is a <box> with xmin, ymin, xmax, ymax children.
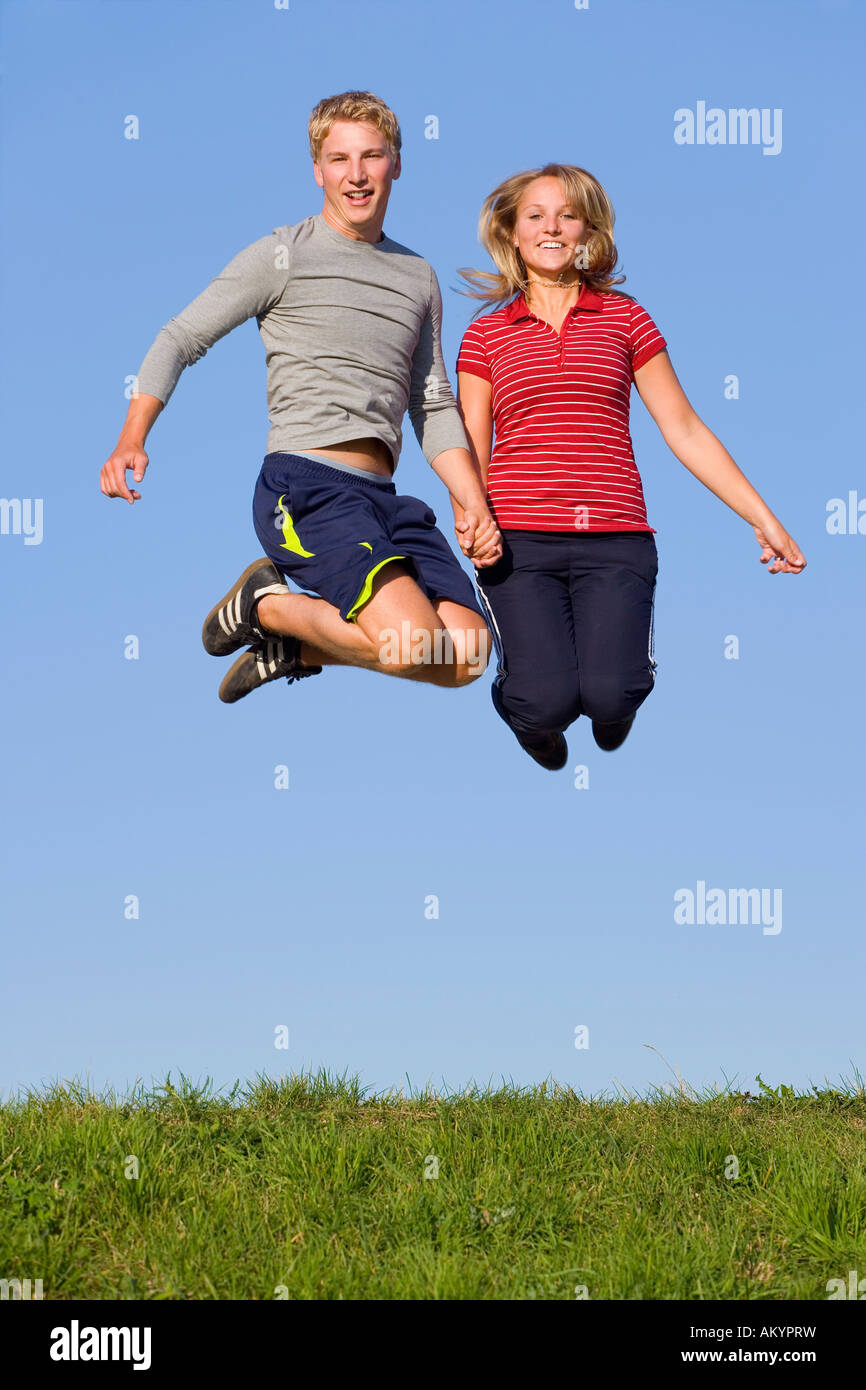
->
<box><xmin>459</xmin><ymin>164</ymin><xmax>626</xmax><ymax>313</ymax></box>
<box><xmin>308</xmin><ymin>91</ymin><xmax>402</xmax><ymax>162</ymax></box>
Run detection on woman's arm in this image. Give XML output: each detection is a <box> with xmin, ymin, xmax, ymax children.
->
<box><xmin>634</xmin><ymin>350</ymin><xmax>806</xmax><ymax>574</ymax></box>
<box><xmin>456</xmin><ymin>371</ymin><xmax>494</xmax><ymax>486</ymax></box>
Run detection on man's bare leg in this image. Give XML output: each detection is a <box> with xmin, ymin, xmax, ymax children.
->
<box><xmin>257</xmin><ymin>564</ymin><xmax>489</xmax><ymax>687</ymax></box>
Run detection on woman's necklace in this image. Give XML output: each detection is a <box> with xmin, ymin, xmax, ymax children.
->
<box><xmin>526</xmin><ymin>273</ymin><xmax>581</xmax><ymax>291</ymax></box>
<box><xmin>525</xmin><ymin>275</ymin><xmax>582</xmax><ymax>312</ymax></box>
<box><xmin>525</xmin><ymin>275</ymin><xmax>582</xmax><ymax>326</ymax></box>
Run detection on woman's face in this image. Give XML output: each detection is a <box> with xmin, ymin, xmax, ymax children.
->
<box><xmin>513</xmin><ymin>177</ymin><xmax>588</xmax><ymax>280</ymax></box>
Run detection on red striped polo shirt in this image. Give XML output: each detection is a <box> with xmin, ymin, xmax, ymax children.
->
<box><xmin>456</xmin><ymin>286</ymin><xmax>666</xmax><ymax>532</ymax></box>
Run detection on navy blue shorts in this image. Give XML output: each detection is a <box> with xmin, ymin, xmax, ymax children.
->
<box><xmin>252</xmin><ymin>452</ymin><xmax>483</xmax><ymax>623</ymax></box>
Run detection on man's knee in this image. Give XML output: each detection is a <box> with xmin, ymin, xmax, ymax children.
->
<box><xmin>374</xmin><ymin>618</ymin><xmax>490</xmax><ymax>682</ymax></box>
<box><xmin>453</xmin><ymin>655</ymin><xmax>488</xmax><ymax>686</ymax></box>
<box><xmin>438</xmin><ymin>623</ymin><xmax>491</xmax><ymax>686</ymax></box>
<box><xmin>457</xmin><ymin>626</ymin><xmax>491</xmax><ymax>684</ymax></box>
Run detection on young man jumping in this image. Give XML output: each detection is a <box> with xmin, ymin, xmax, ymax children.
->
<box><xmin>100</xmin><ymin>91</ymin><xmax>501</xmax><ymax>702</ymax></box>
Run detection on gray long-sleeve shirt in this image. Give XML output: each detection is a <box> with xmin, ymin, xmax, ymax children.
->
<box><xmin>135</xmin><ymin>212</ymin><xmax>468</xmax><ymax>468</ymax></box>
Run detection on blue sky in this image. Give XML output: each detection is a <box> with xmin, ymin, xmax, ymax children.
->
<box><xmin>2</xmin><ymin>0</ymin><xmax>864</xmax><ymax>1101</ymax></box>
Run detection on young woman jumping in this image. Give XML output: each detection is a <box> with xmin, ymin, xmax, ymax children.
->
<box><xmin>455</xmin><ymin>164</ymin><xmax>805</xmax><ymax>770</ymax></box>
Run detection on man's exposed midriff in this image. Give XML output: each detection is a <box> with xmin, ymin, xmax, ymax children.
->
<box><xmin>309</xmin><ymin>437</ymin><xmax>394</xmax><ymax>476</ymax></box>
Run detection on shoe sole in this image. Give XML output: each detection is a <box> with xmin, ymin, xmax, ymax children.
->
<box><xmin>218</xmin><ymin>649</ymin><xmax>257</xmax><ymax>704</ymax></box>
<box><xmin>202</xmin><ymin>559</ymin><xmax>284</xmax><ymax>657</ymax></box>
<box><xmin>219</xmin><ymin>639</ymin><xmax>323</xmax><ymax>705</ymax></box>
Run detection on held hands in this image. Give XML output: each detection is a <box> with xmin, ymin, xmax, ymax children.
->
<box><xmin>753</xmin><ymin>517</ymin><xmax>806</xmax><ymax>574</ymax></box>
<box><xmin>455</xmin><ymin>508</ymin><xmax>502</xmax><ymax>567</ymax></box>
<box><xmin>100</xmin><ymin>445</ymin><xmax>149</xmax><ymax>503</ymax></box>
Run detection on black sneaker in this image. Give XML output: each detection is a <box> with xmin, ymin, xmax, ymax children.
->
<box><xmin>519</xmin><ymin>731</ymin><xmax>569</xmax><ymax>771</ymax></box>
<box><xmin>202</xmin><ymin>558</ymin><xmax>290</xmax><ymax>658</ymax></box>
<box><xmin>490</xmin><ymin>681</ymin><xmax>568</xmax><ymax>771</ymax></box>
<box><xmin>592</xmin><ymin>714</ymin><xmax>635</xmax><ymax>751</ymax></box>
<box><xmin>218</xmin><ymin>636</ymin><xmax>322</xmax><ymax>705</ymax></box>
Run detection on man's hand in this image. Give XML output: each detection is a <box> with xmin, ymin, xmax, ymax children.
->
<box><xmin>753</xmin><ymin>518</ymin><xmax>806</xmax><ymax>574</ymax></box>
<box><xmin>101</xmin><ymin>444</ymin><xmax>149</xmax><ymax>504</ymax></box>
<box><xmin>100</xmin><ymin>393</ymin><xmax>163</xmax><ymax>503</ymax></box>
<box><xmin>455</xmin><ymin>508</ymin><xmax>502</xmax><ymax>568</ymax></box>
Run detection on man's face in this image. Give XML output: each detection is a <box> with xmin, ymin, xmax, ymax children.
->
<box><xmin>313</xmin><ymin>119</ymin><xmax>400</xmax><ymax>239</ymax></box>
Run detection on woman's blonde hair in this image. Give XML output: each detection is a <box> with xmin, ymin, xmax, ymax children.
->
<box><xmin>308</xmin><ymin>91</ymin><xmax>401</xmax><ymax>162</ymax></box>
<box><xmin>459</xmin><ymin>164</ymin><xmax>626</xmax><ymax>314</ymax></box>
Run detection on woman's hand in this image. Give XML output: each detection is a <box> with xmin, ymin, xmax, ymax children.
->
<box><xmin>456</xmin><ymin>509</ymin><xmax>502</xmax><ymax>567</ymax></box>
<box><xmin>753</xmin><ymin>518</ymin><xmax>806</xmax><ymax>574</ymax></box>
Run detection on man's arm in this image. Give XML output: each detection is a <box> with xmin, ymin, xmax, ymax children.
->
<box><xmin>425</xmin><ymin>447</ymin><xmax>500</xmax><ymax>566</ymax></box>
<box><xmin>452</xmin><ymin>370</ymin><xmax>496</xmax><ymax>558</ymax></box>
<box><xmin>407</xmin><ymin>268</ymin><xmax>500</xmax><ymax>564</ymax></box>
<box><xmin>100</xmin><ymin>393</ymin><xmax>163</xmax><ymax>503</ymax></box>
<box><xmin>100</xmin><ymin>233</ymin><xmax>290</xmax><ymax>503</ymax></box>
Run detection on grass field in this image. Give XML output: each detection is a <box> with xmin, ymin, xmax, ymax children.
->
<box><xmin>2</xmin><ymin>1069</ymin><xmax>865</xmax><ymax>1300</ymax></box>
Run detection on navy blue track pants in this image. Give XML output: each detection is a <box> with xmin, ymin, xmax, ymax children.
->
<box><xmin>474</xmin><ymin>529</ymin><xmax>659</xmax><ymax>739</ymax></box>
